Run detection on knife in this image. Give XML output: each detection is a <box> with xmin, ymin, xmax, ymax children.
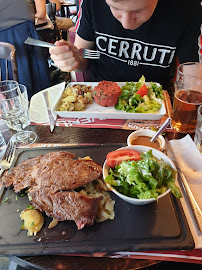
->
<box><xmin>43</xmin><ymin>91</ymin><xmax>56</xmax><ymax>132</ymax></box>
<box><xmin>24</xmin><ymin>37</ymin><xmax>55</xmax><ymax>48</ymax></box>
<box><xmin>165</xmin><ymin>138</ymin><xmax>202</xmax><ymax>233</ymax></box>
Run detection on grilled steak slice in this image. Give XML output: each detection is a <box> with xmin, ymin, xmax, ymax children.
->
<box><xmin>1</xmin><ymin>151</ymin><xmax>102</xmax><ymax>193</ymax></box>
<box><xmin>1</xmin><ymin>151</ymin><xmax>77</xmax><ymax>192</ymax></box>
<box><xmin>29</xmin><ymin>188</ymin><xmax>53</xmax><ymax>217</ymax></box>
<box><xmin>29</xmin><ymin>189</ymin><xmax>103</xmax><ymax>229</ymax></box>
<box><xmin>0</xmin><ymin>155</ymin><xmax>42</xmax><ymax>192</ymax></box>
<box><xmin>51</xmin><ymin>191</ymin><xmax>103</xmax><ymax>229</ymax></box>
<box><xmin>33</xmin><ymin>159</ymin><xmax>103</xmax><ymax>194</ymax></box>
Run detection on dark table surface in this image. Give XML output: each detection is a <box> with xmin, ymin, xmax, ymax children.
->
<box><xmin>1</xmin><ymin>125</ymin><xmax>200</xmax><ymax>270</ymax></box>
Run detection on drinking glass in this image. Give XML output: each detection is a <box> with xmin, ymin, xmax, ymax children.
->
<box><xmin>171</xmin><ymin>62</ymin><xmax>202</xmax><ymax>133</ymax></box>
<box><xmin>0</xmin><ymin>80</ymin><xmax>37</xmax><ymax>147</ymax></box>
<box><xmin>194</xmin><ymin>105</ymin><xmax>202</xmax><ymax>153</ymax></box>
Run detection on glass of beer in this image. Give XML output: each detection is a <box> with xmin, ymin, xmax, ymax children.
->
<box><xmin>172</xmin><ymin>62</ymin><xmax>202</xmax><ymax>133</ymax></box>
<box><xmin>194</xmin><ymin>105</ymin><xmax>202</xmax><ymax>153</ymax></box>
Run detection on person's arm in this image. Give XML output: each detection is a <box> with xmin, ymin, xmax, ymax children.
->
<box><xmin>34</xmin><ymin>0</ymin><xmax>46</xmax><ymax>19</ymax></box>
<box><xmin>49</xmin><ymin>0</ymin><xmax>61</xmax><ymax>12</ymax></box>
<box><xmin>49</xmin><ymin>34</ymin><xmax>94</xmax><ymax>72</ymax></box>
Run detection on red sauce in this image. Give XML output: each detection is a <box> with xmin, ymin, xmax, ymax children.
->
<box><xmin>131</xmin><ymin>136</ymin><xmax>161</xmax><ymax>150</ymax></box>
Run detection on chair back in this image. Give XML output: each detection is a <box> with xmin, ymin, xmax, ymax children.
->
<box><xmin>46</xmin><ymin>3</ymin><xmax>56</xmax><ymax>24</ymax></box>
<box><xmin>0</xmin><ymin>42</ymin><xmax>18</xmax><ymax>81</ymax></box>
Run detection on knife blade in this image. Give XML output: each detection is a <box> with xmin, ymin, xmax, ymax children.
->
<box><xmin>43</xmin><ymin>91</ymin><xmax>56</xmax><ymax>132</ymax></box>
<box><xmin>165</xmin><ymin>138</ymin><xmax>202</xmax><ymax>233</ymax></box>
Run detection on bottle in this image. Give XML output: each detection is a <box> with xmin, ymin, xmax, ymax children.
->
<box><xmin>0</xmin><ymin>132</ymin><xmax>6</xmax><ymax>159</ymax></box>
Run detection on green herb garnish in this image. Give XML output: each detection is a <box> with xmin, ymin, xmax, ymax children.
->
<box><xmin>3</xmin><ymin>197</ymin><xmax>8</xmax><ymax>203</ymax></box>
<box><xmin>27</xmin><ymin>204</ymin><xmax>36</xmax><ymax>210</ymax></box>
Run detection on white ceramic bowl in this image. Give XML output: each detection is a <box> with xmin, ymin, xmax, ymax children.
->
<box><xmin>127</xmin><ymin>130</ymin><xmax>165</xmax><ymax>151</ymax></box>
<box><xmin>103</xmin><ymin>145</ymin><xmax>176</xmax><ymax>205</ymax></box>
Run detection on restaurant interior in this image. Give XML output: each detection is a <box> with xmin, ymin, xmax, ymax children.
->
<box><xmin>0</xmin><ymin>0</ymin><xmax>202</xmax><ymax>269</ymax></box>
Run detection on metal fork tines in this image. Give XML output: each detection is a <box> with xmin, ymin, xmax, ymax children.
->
<box><xmin>0</xmin><ymin>140</ymin><xmax>16</xmax><ymax>178</ymax></box>
<box><xmin>82</xmin><ymin>49</ymin><xmax>100</xmax><ymax>59</ymax></box>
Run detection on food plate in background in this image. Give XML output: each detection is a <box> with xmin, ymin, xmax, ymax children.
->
<box><xmin>53</xmin><ymin>82</ymin><xmax>166</xmax><ymax>120</ymax></box>
<box><xmin>0</xmin><ymin>144</ymin><xmax>194</xmax><ymax>256</ymax></box>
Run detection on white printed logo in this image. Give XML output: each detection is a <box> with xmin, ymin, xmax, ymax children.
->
<box><xmin>95</xmin><ymin>32</ymin><xmax>176</xmax><ymax>68</ymax></box>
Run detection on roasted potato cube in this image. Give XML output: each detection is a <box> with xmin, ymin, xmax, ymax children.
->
<box><xmin>85</xmin><ymin>91</ymin><xmax>93</xmax><ymax>101</ymax></box>
<box><xmin>74</xmin><ymin>102</ymin><xmax>85</xmax><ymax>111</ymax></box>
<box><xmin>64</xmin><ymin>87</ymin><xmax>74</xmax><ymax>96</ymax></box>
<box><xmin>20</xmin><ymin>209</ymin><xmax>44</xmax><ymax>236</ymax></box>
<box><xmin>59</xmin><ymin>101</ymin><xmax>71</xmax><ymax>111</ymax></box>
<box><xmin>68</xmin><ymin>103</ymin><xmax>75</xmax><ymax>111</ymax></box>
<box><xmin>62</xmin><ymin>96</ymin><xmax>76</xmax><ymax>103</ymax></box>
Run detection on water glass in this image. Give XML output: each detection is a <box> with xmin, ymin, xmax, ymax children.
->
<box><xmin>194</xmin><ymin>105</ymin><xmax>202</xmax><ymax>153</ymax></box>
<box><xmin>0</xmin><ymin>81</ymin><xmax>37</xmax><ymax>147</ymax></box>
<box><xmin>171</xmin><ymin>62</ymin><xmax>202</xmax><ymax>133</ymax></box>
<box><xmin>0</xmin><ymin>132</ymin><xmax>6</xmax><ymax>159</ymax></box>
<box><xmin>4</xmin><ymin>83</ymin><xmax>30</xmax><ymax>130</ymax></box>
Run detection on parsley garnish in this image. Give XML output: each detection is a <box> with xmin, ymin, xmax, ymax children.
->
<box><xmin>3</xmin><ymin>197</ymin><xmax>8</xmax><ymax>203</ymax></box>
<box><xmin>27</xmin><ymin>205</ymin><xmax>36</xmax><ymax>210</ymax></box>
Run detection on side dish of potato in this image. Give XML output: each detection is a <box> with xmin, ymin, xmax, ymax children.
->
<box><xmin>21</xmin><ymin>209</ymin><xmax>44</xmax><ymax>236</ymax></box>
<box><xmin>59</xmin><ymin>84</ymin><xmax>93</xmax><ymax>111</ymax></box>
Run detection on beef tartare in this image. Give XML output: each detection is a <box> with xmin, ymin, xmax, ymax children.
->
<box><xmin>93</xmin><ymin>81</ymin><xmax>121</xmax><ymax>107</ymax></box>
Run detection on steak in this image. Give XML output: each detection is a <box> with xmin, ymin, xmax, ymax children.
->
<box><xmin>0</xmin><ymin>151</ymin><xmax>103</xmax><ymax>229</ymax></box>
<box><xmin>51</xmin><ymin>191</ymin><xmax>102</xmax><ymax>229</ymax></box>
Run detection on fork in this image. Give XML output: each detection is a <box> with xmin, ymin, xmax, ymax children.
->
<box><xmin>24</xmin><ymin>37</ymin><xmax>100</xmax><ymax>59</ymax></box>
<box><xmin>0</xmin><ymin>140</ymin><xmax>16</xmax><ymax>178</ymax></box>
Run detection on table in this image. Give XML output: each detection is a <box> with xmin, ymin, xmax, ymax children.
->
<box><xmin>1</xmin><ymin>125</ymin><xmax>200</xmax><ymax>269</ymax></box>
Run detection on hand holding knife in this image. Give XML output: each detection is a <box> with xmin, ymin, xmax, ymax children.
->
<box><xmin>43</xmin><ymin>91</ymin><xmax>56</xmax><ymax>132</ymax></box>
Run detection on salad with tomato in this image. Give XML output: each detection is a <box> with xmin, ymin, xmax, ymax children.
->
<box><xmin>105</xmin><ymin>149</ymin><xmax>182</xmax><ymax>200</ymax></box>
<box><xmin>115</xmin><ymin>75</ymin><xmax>164</xmax><ymax>113</ymax></box>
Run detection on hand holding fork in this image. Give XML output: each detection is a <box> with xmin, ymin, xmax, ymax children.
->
<box><xmin>24</xmin><ymin>38</ymin><xmax>100</xmax><ymax>74</ymax></box>
<box><xmin>24</xmin><ymin>38</ymin><xmax>100</xmax><ymax>59</ymax></box>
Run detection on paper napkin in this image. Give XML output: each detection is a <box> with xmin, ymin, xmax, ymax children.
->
<box><xmin>29</xmin><ymin>82</ymin><xmax>65</xmax><ymax>123</ymax></box>
<box><xmin>169</xmin><ymin>135</ymin><xmax>202</xmax><ymax>248</ymax></box>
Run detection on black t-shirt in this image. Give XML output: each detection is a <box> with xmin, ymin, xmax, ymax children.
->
<box><xmin>76</xmin><ymin>0</ymin><xmax>201</xmax><ymax>96</ymax></box>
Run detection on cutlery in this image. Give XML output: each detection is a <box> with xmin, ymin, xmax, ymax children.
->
<box><xmin>24</xmin><ymin>37</ymin><xmax>101</xmax><ymax>59</ymax></box>
<box><xmin>43</xmin><ymin>91</ymin><xmax>56</xmax><ymax>132</ymax></box>
<box><xmin>165</xmin><ymin>138</ymin><xmax>202</xmax><ymax>233</ymax></box>
<box><xmin>0</xmin><ymin>140</ymin><xmax>16</xmax><ymax>178</ymax></box>
<box><xmin>150</xmin><ymin>118</ymin><xmax>171</xmax><ymax>142</ymax></box>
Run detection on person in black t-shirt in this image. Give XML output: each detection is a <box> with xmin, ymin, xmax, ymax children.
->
<box><xmin>49</xmin><ymin>0</ymin><xmax>201</xmax><ymax>98</ymax></box>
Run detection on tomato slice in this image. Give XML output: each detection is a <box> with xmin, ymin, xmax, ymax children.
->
<box><xmin>106</xmin><ymin>149</ymin><xmax>141</xmax><ymax>168</ymax></box>
<box><xmin>136</xmin><ymin>84</ymin><xmax>148</xmax><ymax>97</ymax></box>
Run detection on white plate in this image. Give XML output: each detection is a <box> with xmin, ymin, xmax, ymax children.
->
<box><xmin>54</xmin><ymin>82</ymin><xmax>166</xmax><ymax>120</ymax></box>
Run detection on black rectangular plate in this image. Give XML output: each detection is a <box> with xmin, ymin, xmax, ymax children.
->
<box><xmin>0</xmin><ymin>144</ymin><xmax>194</xmax><ymax>256</ymax></box>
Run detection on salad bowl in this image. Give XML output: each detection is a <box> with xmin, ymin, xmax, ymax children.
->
<box><xmin>103</xmin><ymin>145</ymin><xmax>178</xmax><ymax>205</ymax></box>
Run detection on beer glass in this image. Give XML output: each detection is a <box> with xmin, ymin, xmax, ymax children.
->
<box><xmin>172</xmin><ymin>62</ymin><xmax>202</xmax><ymax>133</ymax></box>
<box><xmin>194</xmin><ymin>105</ymin><xmax>202</xmax><ymax>153</ymax></box>
<box><xmin>0</xmin><ymin>81</ymin><xmax>37</xmax><ymax>147</ymax></box>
